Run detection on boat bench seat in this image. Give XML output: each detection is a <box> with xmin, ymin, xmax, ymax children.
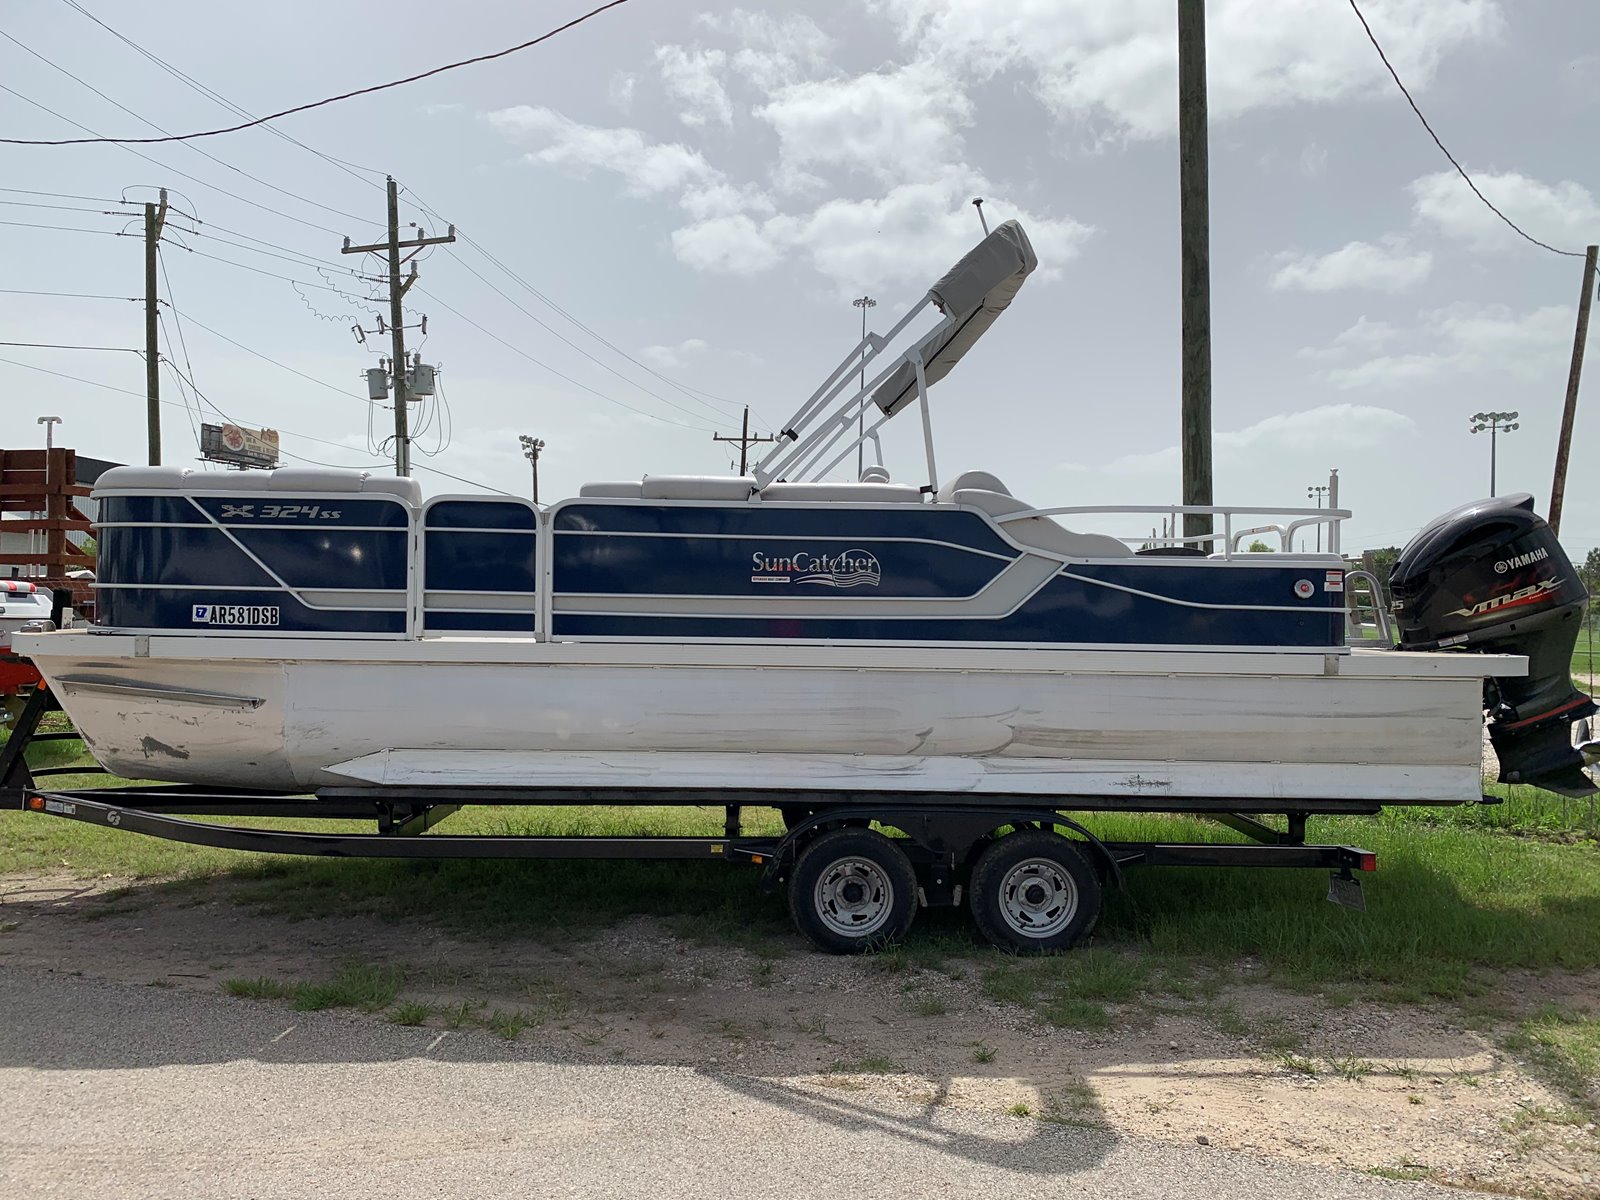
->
<box><xmin>954</xmin><ymin>490</ymin><xmax>1133</xmax><ymax>558</ymax></box>
<box><xmin>935</xmin><ymin>471</ymin><xmax>1132</xmax><ymax>559</ymax></box>
<box><xmin>92</xmin><ymin>465</ymin><xmax>422</xmax><ymax>504</ymax></box>
<box><xmin>579</xmin><ymin>476</ymin><xmax>759</xmax><ymax>500</ymax></box>
<box><xmin>760</xmin><ymin>482</ymin><xmax>923</xmax><ymax>503</ymax></box>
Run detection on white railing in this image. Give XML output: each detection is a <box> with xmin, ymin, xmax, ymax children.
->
<box><xmin>991</xmin><ymin>504</ymin><xmax>1351</xmax><ymax>559</ymax></box>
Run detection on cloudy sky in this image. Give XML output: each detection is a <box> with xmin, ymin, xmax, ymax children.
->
<box><xmin>2</xmin><ymin>0</ymin><xmax>1597</xmax><ymax>554</ymax></box>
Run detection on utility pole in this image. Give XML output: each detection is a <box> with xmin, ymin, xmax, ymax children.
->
<box><xmin>712</xmin><ymin>406</ymin><xmax>776</xmax><ymax>475</ymax></box>
<box><xmin>518</xmin><ymin>434</ymin><xmax>545</xmax><ymax>504</ymax></box>
<box><xmin>1549</xmin><ymin>244</ymin><xmax>1597</xmax><ymax>535</ymax></box>
<box><xmin>144</xmin><ymin>187</ymin><xmax>168</xmax><ymax>466</ymax></box>
<box><xmin>1178</xmin><ymin>0</ymin><xmax>1213</xmax><ymax>549</ymax></box>
<box><xmin>852</xmin><ymin>295</ymin><xmax>876</xmax><ymax>477</ymax></box>
<box><xmin>342</xmin><ymin>176</ymin><xmax>455</xmax><ymax>476</ymax></box>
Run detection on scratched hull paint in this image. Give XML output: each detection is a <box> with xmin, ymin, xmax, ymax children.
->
<box><xmin>28</xmin><ymin>634</ymin><xmax>1494</xmax><ymax>804</ymax></box>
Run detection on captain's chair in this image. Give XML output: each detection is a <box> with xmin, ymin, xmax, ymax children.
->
<box><xmin>938</xmin><ymin>471</ymin><xmax>1132</xmax><ymax>559</ymax></box>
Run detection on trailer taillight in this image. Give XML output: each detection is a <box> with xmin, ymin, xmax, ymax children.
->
<box><xmin>26</xmin><ymin>796</ymin><xmax>44</xmax><ymax>811</ymax></box>
<box><xmin>1357</xmin><ymin>852</ymin><xmax>1377</xmax><ymax>872</ymax></box>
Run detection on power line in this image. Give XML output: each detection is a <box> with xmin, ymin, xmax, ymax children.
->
<box><xmin>436</xmin><ymin>255</ymin><xmax>745</xmax><ymax>426</ymax></box>
<box><xmin>0</xmin><ymin>288</ymin><xmax>136</xmax><ymax>300</ymax></box>
<box><xmin>0</xmin><ymin>341</ymin><xmax>141</xmax><ymax>353</ymax></box>
<box><xmin>1347</xmin><ymin>0</ymin><xmax>1585</xmax><ymax>259</ymax></box>
<box><xmin>173</xmin><ymin>244</ymin><xmax>385</xmax><ymax>294</ymax></box>
<box><xmin>0</xmin><ymin>217</ymin><xmax>124</xmax><ymax>237</ymax></box>
<box><xmin>415</xmin><ymin>287</ymin><xmax>716</xmax><ymax>431</ymax></box>
<box><xmin>1</xmin><ymin>351</ymin><xmax>510</xmax><ymax>494</ymax></box>
<box><xmin>0</xmin><ymin>29</ymin><xmax>371</xmax><ymax>231</ymax></box>
<box><xmin>404</xmin><ymin>188</ymin><xmax>761</xmax><ymax>423</ymax></box>
<box><xmin>2</xmin><ymin>0</ymin><xmax>634</xmax><ymax>146</ymax></box>
<box><xmin>157</xmin><ymin>313</ymin><xmax>203</xmax><ymax>453</ymax></box>
<box><xmin>157</xmin><ymin>248</ymin><xmax>205</xmax><ymax>447</ymax></box>
<box><xmin>0</xmin><ymin>82</ymin><xmax>350</xmax><ymax>240</ymax></box>
<box><xmin>0</xmin><ymin>197</ymin><xmax>122</xmax><ymax>215</ymax></box>
<box><xmin>0</xmin><ymin>185</ymin><xmax>130</xmax><ymax>204</ymax></box>
<box><xmin>58</xmin><ymin>0</ymin><xmax>388</xmax><ymax>188</ymax></box>
<box><xmin>167</xmin><ymin>307</ymin><xmax>370</xmax><ymax>404</ymax></box>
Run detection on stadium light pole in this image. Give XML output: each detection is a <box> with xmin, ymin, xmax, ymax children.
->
<box><xmin>852</xmin><ymin>296</ymin><xmax>876</xmax><ymax>478</ymax></box>
<box><xmin>1307</xmin><ymin>483</ymin><xmax>1329</xmax><ymax>553</ymax></box>
<box><xmin>1469</xmin><ymin>411</ymin><xmax>1519</xmax><ymax>498</ymax></box>
<box><xmin>518</xmin><ymin>434</ymin><xmax>545</xmax><ymax>505</ymax></box>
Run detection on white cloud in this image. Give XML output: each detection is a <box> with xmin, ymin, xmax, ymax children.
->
<box><xmin>700</xmin><ymin>10</ymin><xmax>833</xmax><ymax>91</ymax></box>
<box><xmin>1298</xmin><ymin>143</ymin><xmax>1329</xmax><ymax>179</ymax></box>
<box><xmin>1410</xmin><ymin>169</ymin><xmax>1600</xmax><ymax>252</ymax></box>
<box><xmin>486</xmin><ymin>106</ymin><xmax>1089</xmax><ymax>291</ymax></box>
<box><xmin>607</xmin><ymin>72</ymin><xmax>637</xmax><ymax>112</ymax></box>
<box><xmin>1270</xmin><ymin>239</ymin><xmax>1432</xmax><ymax>292</ymax></box>
<box><xmin>655</xmin><ymin>46</ymin><xmax>733</xmax><ymax>129</ymax></box>
<box><xmin>756</xmin><ymin>61</ymin><xmax>973</xmax><ymax>183</ymax></box>
<box><xmin>763</xmin><ymin>170</ymin><xmax>1090</xmax><ymax>292</ymax></box>
<box><xmin>640</xmin><ymin>338</ymin><xmax>709</xmax><ymax>369</ymax></box>
<box><xmin>1066</xmin><ymin>405</ymin><xmax>1417</xmax><ymax>476</ymax></box>
<box><xmin>1297</xmin><ymin>316</ymin><xmax>1397</xmax><ymax>360</ymax></box>
<box><xmin>671</xmin><ymin>216</ymin><xmax>787</xmax><ymax>275</ymax></box>
<box><xmin>1325</xmin><ymin>303</ymin><xmax>1577</xmax><ymax>389</ymax></box>
<box><xmin>484</xmin><ymin>107</ymin><xmax>770</xmax><ymax>224</ymax></box>
<box><xmin>487</xmin><ymin>106</ymin><xmax>723</xmax><ymax>197</ymax></box>
<box><xmin>878</xmin><ymin>0</ymin><xmax>1501</xmax><ymax>138</ymax></box>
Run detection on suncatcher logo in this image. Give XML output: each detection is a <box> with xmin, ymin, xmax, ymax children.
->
<box><xmin>751</xmin><ymin>548</ymin><xmax>881</xmax><ymax>589</ymax></box>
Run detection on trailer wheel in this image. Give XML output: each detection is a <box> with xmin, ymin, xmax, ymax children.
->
<box><xmin>969</xmin><ymin>831</ymin><xmax>1101</xmax><ymax>954</ymax></box>
<box><xmin>788</xmin><ymin>828</ymin><xmax>917</xmax><ymax>954</ymax></box>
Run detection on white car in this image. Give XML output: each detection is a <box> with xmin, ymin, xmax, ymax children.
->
<box><xmin>0</xmin><ymin>580</ymin><xmax>53</xmax><ymax>654</ymax></box>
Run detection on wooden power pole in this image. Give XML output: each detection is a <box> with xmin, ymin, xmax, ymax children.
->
<box><xmin>712</xmin><ymin>406</ymin><xmax>776</xmax><ymax>475</ymax></box>
<box><xmin>1549</xmin><ymin>243</ymin><xmax>1597</xmax><ymax>535</ymax></box>
<box><xmin>342</xmin><ymin>176</ymin><xmax>455</xmax><ymax>476</ymax></box>
<box><xmin>144</xmin><ymin>188</ymin><xmax>168</xmax><ymax>466</ymax></box>
<box><xmin>1178</xmin><ymin>0</ymin><xmax>1213</xmax><ymax>548</ymax></box>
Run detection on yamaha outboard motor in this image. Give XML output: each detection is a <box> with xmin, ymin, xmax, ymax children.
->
<box><xmin>1389</xmin><ymin>493</ymin><xmax>1595</xmax><ymax>797</ymax></box>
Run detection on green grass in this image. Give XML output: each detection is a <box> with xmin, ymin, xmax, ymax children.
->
<box><xmin>223</xmin><ymin>976</ymin><xmax>294</xmax><ymax>1000</ymax></box>
<box><xmin>1076</xmin><ymin>809</ymin><xmax>1600</xmax><ymax>999</ymax></box>
<box><xmin>389</xmin><ymin>1001</ymin><xmax>434</xmax><ymax>1026</ymax></box>
<box><xmin>1504</xmin><ymin>1007</ymin><xmax>1600</xmax><ymax>1109</ymax></box>
<box><xmin>289</xmin><ymin>963</ymin><xmax>401</xmax><ymax>1013</ymax></box>
<box><xmin>982</xmin><ymin>946</ymin><xmax>1151</xmax><ymax>1029</ymax></box>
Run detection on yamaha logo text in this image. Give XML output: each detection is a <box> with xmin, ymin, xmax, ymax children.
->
<box><xmin>751</xmin><ymin>548</ymin><xmax>882</xmax><ymax>589</ymax></box>
<box><xmin>1494</xmin><ymin>547</ymin><xmax>1549</xmax><ymax>574</ymax></box>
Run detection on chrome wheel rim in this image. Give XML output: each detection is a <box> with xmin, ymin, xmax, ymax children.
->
<box><xmin>814</xmin><ymin>856</ymin><xmax>895</xmax><ymax>939</ymax></box>
<box><xmin>998</xmin><ymin>857</ymin><xmax>1078</xmax><ymax>939</ymax></box>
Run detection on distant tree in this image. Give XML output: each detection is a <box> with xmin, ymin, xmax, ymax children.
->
<box><xmin>1581</xmin><ymin>546</ymin><xmax>1600</xmax><ymax>595</ymax></box>
<box><xmin>1247</xmin><ymin>539</ymin><xmax>1274</xmax><ymax>553</ymax></box>
<box><xmin>1363</xmin><ymin>546</ymin><xmax>1402</xmax><ymax>592</ymax></box>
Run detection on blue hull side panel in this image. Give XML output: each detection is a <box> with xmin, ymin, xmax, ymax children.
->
<box><xmin>551</xmin><ymin>503</ymin><xmax>1343</xmax><ymax>647</ymax></box>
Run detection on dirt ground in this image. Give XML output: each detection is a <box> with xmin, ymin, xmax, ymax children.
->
<box><xmin>2</xmin><ymin>871</ymin><xmax>1597</xmax><ymax>1199</ymax></box>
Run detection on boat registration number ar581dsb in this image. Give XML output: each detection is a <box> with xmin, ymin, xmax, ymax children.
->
<box><xmin>192</xmin><ymin>605</ymin><xmax>280</xmax><ymax>626</ymax></box>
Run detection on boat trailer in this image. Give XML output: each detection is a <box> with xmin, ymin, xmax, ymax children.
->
<box><xmin>2</xmin><ymin>678</ymin><xmax>1381</xmax><ymax>953</ymax></box>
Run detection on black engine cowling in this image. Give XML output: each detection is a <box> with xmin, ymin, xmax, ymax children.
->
<box><xmin>1389</xmin><ymin>493</ymin><xmax>1595</xmax><ymax>797</ymax></box>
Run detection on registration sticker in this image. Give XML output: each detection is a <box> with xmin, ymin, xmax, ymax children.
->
<box><xmin>1324</xmin><ymin>570</ymin><xmax>1345</xmax><ymax>593</ymax></box>
<box><xmin>192</xmin><ymin>604</ymin><xmax>280</xmax><ymax>626</ymax></box>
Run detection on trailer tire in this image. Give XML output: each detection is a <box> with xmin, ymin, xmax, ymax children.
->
<box><xmin>788</xmin><ymin>828</ymin><xmax>917</xmax><ymax>954</ymax></box>
<box><xmin>969</xmin><ymin>830</ymin><xmax>1101</xmax><ymax>954</ymax></box>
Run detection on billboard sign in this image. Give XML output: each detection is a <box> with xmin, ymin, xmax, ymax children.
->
<box><xmin>200</xmin><ymin>423</ymin><xmax>280</xmax><ymax>469</ymax></box>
